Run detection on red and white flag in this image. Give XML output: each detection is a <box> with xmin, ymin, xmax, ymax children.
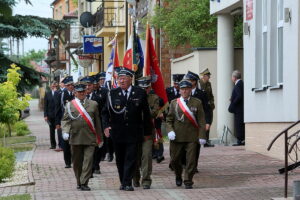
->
<box><xmin>177</xmin><ymin>97</ymin><xmax>199</xmax><ymax>129</ymax></box>
<box><xmin>123</xmin><ymin>34</ymin><xmax>133</xmax><ymax>70</ymax></box>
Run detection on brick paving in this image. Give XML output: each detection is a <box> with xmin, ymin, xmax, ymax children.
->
<box><xmin>1</xmin><ymin>99</ymin><xmax>300</xmax><ymax>199</ymax></box>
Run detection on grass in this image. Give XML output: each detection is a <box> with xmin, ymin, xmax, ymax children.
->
<box><xmin>0</xmin><ymin>136</ymin><xmax>36</xmax><ymax>152</ymax></box>
<box><xmin>0</xmin><ymin>194</ymin><xmax>31</xmax><ymax>200</ymax></box>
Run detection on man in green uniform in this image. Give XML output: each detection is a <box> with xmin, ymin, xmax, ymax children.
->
<box><xmin>199</xmin><ymin>68</ymin><xmax>215</xmax><ymax>147</ymax></box>
<box><xmin>133</xmin><ymin>76</ymin><xmax>160</xmax><ymax>189</ymax></box>
<box><xmin>61</xmin><ymin>82</ymin><xmax>103</xmax><ymax>191</ymax></box>
<box><xmin>166</xmin><ymin>80</ymin><xmax>206</xmax><ymax>189</ymax></box>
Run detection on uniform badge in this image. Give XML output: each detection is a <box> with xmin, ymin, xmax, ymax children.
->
<box><xmin>118</xmin><ymin>92</ymin><xmax>122</xmax><ymax>96</ymax></box>
<box><xmin>132</xmin><ymin>91</ymin><xmax>135</xmax><ymax>95</ymax></box>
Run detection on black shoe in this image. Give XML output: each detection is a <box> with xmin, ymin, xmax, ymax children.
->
<box><xmin>194</xmin><ymin>168</ymin><xmax>199</xmax><ymax>173</ymax></box>
<box><xmin>76</xmin><ymin>185</ymin><xmax>81</xmax><ymax>190</ymax></box>
<box><xmin>169</xmin><ymin>164</ymin><xmax>174</xmax><ymax>171</ymax></box>
<box><xmin>176</xmin><ymin>177</ymin><xmax>182</xmax><ymax>186</ymax></box>
<box><xmin>94</xmin><ymin>169</ymin><xmax>101</xmax><ymax>174</ymax></box>
<box><xmin>49</xmin><ymin>146</ymin><xmax>56</xmax><ymax>149</ymax></box>
<box><xmin>156</xmin><ymin>156</ymin><xmax>165</xmax><ymax>163</ymax></box>
<box><xmin>108</xmin><ymin>155</ymin><xmax>114</xmax><ymax>162</ymax></box>
<box><xmin>65</xmin><ymin>165</ymin><xmax>71</xmax><ymax>168</ymax></box>
<box><xmin>124</xmin><ymin>186</ymin><xmax>134</xmax><ymax>191</ymax></box>
<box><xmin>204</xmin><ymin>143</ymin><xmax>215</xmax><ymax>147</ymax></box>
<box><xmin>185</xmin><ymin>185</ymin><xmax>193</xmax><ymax>189</ymax></box>
<box><xmin>81</xmin><ymin>185</ymin><xmax>91</xmax><ymax>191</ymax></box>
<box><xmin>143</xmin><ymin>185</ymin><xmax>150</xmax><ymax>189</ymax></box>
<box><xmin>152</xmin><ymin>155</ymin><xmax>157</xmax><ymax>159</ymax></box>
<box><xmin>90</xmin><ymin>174</ymin><xmax>94</xmax><ymax>178</ymax></box>
<box><xmin>119</xmin><ymin>185</ymin><xmax>125</xmax><ymax>190</ymax></box>
<box><xmin>232</xmin><ymin>143</ymin><xmax>245</xmax><ymax>146</ymax></box>
<box><xmin>133</xmin><ymin>181</ymin><xmax>140</xmax><ymax>187</ymax></box>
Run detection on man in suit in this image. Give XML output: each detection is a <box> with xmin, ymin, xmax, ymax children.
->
<box><xmin>185</xmin><ymin>71</ymin><xmax>210</xmax><ymax>173</ymax></box>
<box><xmin>199</xmin><ymin>68</ymin><xmax>215</xmax><ymax>147</ymax></box>
<box><xmin>102</xmin><ymin>68</ymin><xmax>152</xmax><ymax>191</ymax></box>
<box><xmin>44</xmin><ymin>81</ymin><xmax>58</xmax><ymax>149</ymax></box>
<box><xmin>55</xmin><ymin>76</ymin><xmax>74</xmax><ymax>168</ymax></box>
<box><xmin>228</xmin><ymin>70</ymin><xmax>245</xmax><ymax>146</ymax></box>
<box><xmin>61</xmin><ymin>82</ymin><xmax>103</xmax><ymax>191</ymax></box>
<box><xmin>166</xmin><ymin>80</ymin><xmax>206</xmax><ymax>189</ymax></box>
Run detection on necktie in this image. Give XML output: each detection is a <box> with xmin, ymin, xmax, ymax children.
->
<box><xmin>124</xmin><ymin>90</ymin><xmax>128</xmax><ymax>103</ymax></box>
<box><xmin>176</xmin><ymin>90</ymin><xmax>179</xmax><ymax>96</ymax></box>
<box><xmin>80</xmin><ymin>100</ymin><xmax>84</xmax><ymax>106</ymax></box>
<box><xmin>184</xmin><ymin>99</ymin><xmax>188</xmax><ymax>105</ymax></box>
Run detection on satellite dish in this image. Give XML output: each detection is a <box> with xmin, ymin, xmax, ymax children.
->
<box><xmin>86</xmin><ymin>0</ymin><xmax>95</xmax><ymax>2</ymax></box>
<box><xmin>80</xmin><ymin>12</ymin><xmax>94</xmax><ymax>28</ymax></box>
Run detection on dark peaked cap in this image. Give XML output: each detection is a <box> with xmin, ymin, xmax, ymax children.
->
<box><xmin>172</xmin><ymin>74</ymin><xmax>185</xmax><ymax>83</ymax></box>
<box><xmin>185</xmin><ymin>71</ymin><xmax>200</xmax><ymax>81</ymax></box>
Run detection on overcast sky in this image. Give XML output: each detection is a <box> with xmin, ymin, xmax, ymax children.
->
<box><xmin>13</xmin><ymin>0</ymin><xmax>53</xmax><ymax>53</ymax></box>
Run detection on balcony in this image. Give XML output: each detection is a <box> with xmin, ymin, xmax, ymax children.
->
<box><xmin>94</xmin><ymin>4</ymin><xmax>126</xmax><ymax>37</ymax></box>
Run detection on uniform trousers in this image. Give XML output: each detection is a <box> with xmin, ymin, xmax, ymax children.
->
<box><xmin>114</xmin><ymin>142</ymin><xmax>138</xmax><ymax>187</ymax></box>
<box><xmin>133</xmin><ymin>139</ymin><xmax>153</xmax><ymax>186</ymax></box>
<box><xmin>71</xmin><ymin>145</ymin><xmax>95</xmax><ymax>186</ymax></box>
<box><xmin>48</xmin><ymin>117</ymin><xmax>56</xmax><ymax>148</ymax></box>
<box><xmin>170</xmin><ymin>142</ymin><xmax>197</xmax><ymax>186</ymax></box>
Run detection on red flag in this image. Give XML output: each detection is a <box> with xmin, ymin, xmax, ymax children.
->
<box><xmin>144</xmin><ymin>24</ymin><xmax>168</xmax><ymax>105</ymax></box>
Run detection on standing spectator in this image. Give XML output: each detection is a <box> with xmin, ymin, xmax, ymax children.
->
<box><xmin>228</xmin><ymin>70</ymin><xmax>245</xmax><ymax>146</ymax></box>
<box><xmin>44</xmin><ymin>81</ymin><xmax>58</xmax><ymax>149</ymax></box>
<box><xmin>199</xmin><ymin>68</ymin><xmax>215</xmax><ymax>147</ymax></box>
<box><xmin>102</xmin><ymin>68</ymin><xmax>152</xmax><ymax>191</ymax></box>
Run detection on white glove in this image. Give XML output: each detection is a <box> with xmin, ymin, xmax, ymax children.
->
<box><xmin>98</xmin><ymin>141</ymin><xmax>104</xmax><ymax>148</ymax></box>
<box><xmin>168</xmin><ymin>131</ymin><xmax>176</xmax><ymax>141</ymax></box>
<box><xmin>62</xmin><ymin>133</ymin><xmax>69</xmax><ymax>141</ymax></box>
<box><xmin>199</xmin><ymin>139</ymin><xmax>207</xmax><ymax>145</ymax></box>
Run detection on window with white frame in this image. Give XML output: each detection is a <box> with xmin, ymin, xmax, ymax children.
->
<box><xmin>262</xmin><ymin>0</ymin><xmax>268</xmax><ymax>87</ymax></box>
<box><xmin>277</xmin><ymin>0</ymin><xmax>283</xmax><ymax>85</ymax></box>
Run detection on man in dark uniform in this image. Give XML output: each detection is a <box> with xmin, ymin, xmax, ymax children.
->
<box><xmin>62</xmin><ymin>82</ymin><xmax>103</xmax><ymax>191</ymax></box>
<box><xmin>102</xmin><ymin>68</ymin><xmax>152</xmax><ymax>191</ymax></box>
<box><xmin>166</xmin><ymin>74</ymin><xmax>185</xmax><ymax>170</ymax></box>
<box><xmin>185</xmin><ymin>71</ymin><xmax>210</xmax><ymax>173</ymax></box>
<box><xmin>166</xmin><ymin>80</ymin><xmax>206</xmax><ymax>189</ymax></box>
<box><xmin>166</xmin><ymin>74</ymin><xmax>185</xmax><ymax>103</ymax></box>
<box><xmin>200</xmin><ymin>68</ymin><xmax>215</xmax><ymax>147</ymax></box>
<box><xmin>80</xmin><ymin>76</ymin><xmax>103</xmax><ymax>175</ymax></box>
<box><xmin>228</xmin><ymin>70</ymin><xmax>245</xmax><ymax>146</ymax></box>
<box><xmin>55</xmin><ymin>76</ymin><xmax>74</xmax><ymax>168</ymax></box>
<box><xmin>98</xmin><ymin>72</ymin><xmax>106</xmax><ymax>88</ymax></box>
<box><xmin>44</xmin><ymin>81</ymin><xmax>58</xmax><ymax>149</ymax></box>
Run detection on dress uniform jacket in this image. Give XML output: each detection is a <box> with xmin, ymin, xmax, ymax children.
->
<box><xmin>200</xmin><ymin>80</ymin><xmax>215</xmax><ymax>111</ymax></box>
<box><xmin>166</xmin><ymin>97</ymin><xmax>206</xmax><ymax>142</ymax></box>
<box><xmin>94</xmin><ymin>87</ymin><xmax>108</xmax><ymax>113</ymax></box>
<box><xmin>54</xmin><ymin>88</ymin><xmax>67</xmax><ymax>126</ymax></box>
<box><xmin>61</xmin><ymin>99</ymin><xmax>102</xmax><ymax>146</ymax></box>
<box><xmin>166</xmin><ymin>86</ymin><xmax>180</xmax><ymax>103</ymax></box>
<box><xmin>102</xmin><ymin>86</ymin><xmax>153</xmax><ymax>143</ymax></box>
<box><xmin>192</xmin><ymin>88</ymin><xmax>211</xmax><ymax>124</ymax></box>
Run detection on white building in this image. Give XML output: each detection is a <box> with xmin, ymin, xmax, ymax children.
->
<box><xmin>211</xmin><ymin>0</ymin><xmax>300</xmax><ymax>160</ymax></box>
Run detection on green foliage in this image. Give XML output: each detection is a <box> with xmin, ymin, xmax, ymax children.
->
<box><xmin>0</xmin><ymin>194</ymin><xmax>31</xmax><ymax>200</ymax></box>
<box><xmin>13</xmin><ymin>121</ymin><xmax>30</xmax><ymax>136</ymax></box>
<box><xmin>0</xmin><ymin>64</ymin><xmax>31</xmax><ymax>136</ymax></box>
<box><xmin>10</xmin><ymin>49</ymin><xmax>47</xmax><ymax>69</ymax></box>
<box><xmin>0</xmin><ymin>147</ymin><xmax>15</xmax><ymax>182</ymax></box>
<box><xmin>150</xmin><ymin>0</ymin><xmax>243</xmax><ymax>48</ymax></box>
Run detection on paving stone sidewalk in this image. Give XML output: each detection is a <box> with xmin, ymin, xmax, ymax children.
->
<box><xmin>1</xmin><ymin>99</ymin><xmax>299</xmax><ymax>200</ymax></box>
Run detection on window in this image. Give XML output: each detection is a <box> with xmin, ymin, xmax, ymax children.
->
<box><xmin>277</xmin><ymin>0</ymin><xmax>283</xmax><ymax>84</ymax></box>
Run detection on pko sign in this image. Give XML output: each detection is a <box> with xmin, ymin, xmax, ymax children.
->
<box><xmin>83</xmin><ymin>35</ymin><xmax>103</xmax><ymax>54</ymax></box>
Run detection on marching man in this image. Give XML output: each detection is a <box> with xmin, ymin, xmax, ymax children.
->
<box><xmin>61</xmin><ymin>82</ymin><xmax>103</xmax><ymax>191</ymax></box>
<box><xmin>166</xmin><ymin>80</ymin><xmax>206</xmax><ymax>189</ymax></box>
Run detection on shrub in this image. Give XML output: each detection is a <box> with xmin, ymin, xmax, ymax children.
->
<box><xmin>0</xmin><ymin>124</ymin><xmax>9</xmax><ymax>138</ymax></box>
<box><xmin>13</xmin><ymin>121</ymin><xmax>30</xmax><ymax>136</ymax></box>
<box><xmin>0</xmin><ymin>147</ymin><xmax>15</xmax><ymax>182</ymax></box>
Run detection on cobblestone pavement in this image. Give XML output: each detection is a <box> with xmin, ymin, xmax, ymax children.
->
<box><xmin>1</xmin><ymin>99</ymin><xmax>299</xmax><ymax>200</ymax></box>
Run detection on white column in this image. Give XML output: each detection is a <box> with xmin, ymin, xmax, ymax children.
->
<box><xmin>217</xmin><ymin>14</ymin><xmax>234</xmax><ymax>142</ymax></box>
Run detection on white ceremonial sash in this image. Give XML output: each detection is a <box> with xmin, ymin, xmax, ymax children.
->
<box><xmin>71</xmin><ymin>99</ymin><xmax>101</xmax><ymax>144</ymax></box>
<box><xmin>177</xmin><ymin>97</ymin><xmax>199</xmax><ymax>129</ymax></box>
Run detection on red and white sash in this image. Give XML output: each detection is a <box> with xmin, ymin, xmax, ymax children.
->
<box><xmin>71</xmin><ymin>98</ymin><xmax>101</xmax><ymax>144</ymax></box>
<box><xmin>177</xmin><ymin>97</ymin><xmax>199</xmax><ymax>129</ymax></box>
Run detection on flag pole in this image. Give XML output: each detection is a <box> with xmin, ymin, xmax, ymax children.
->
<box><xmin>143</xmin><ymin>22</ymin><xmax>150</xmax><ymax>77</ymax></box>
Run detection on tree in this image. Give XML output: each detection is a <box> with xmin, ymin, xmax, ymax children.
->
<box><xmin>0</xmin><ymin>64</ymin><xmax>31</xmax><ymax>137</ymax></box>
<box><xmin>11</xmin><ymin>49</ymin><xmax>47</xmax><ymax>68</ymax></box>
<box><xmin>150</xmin><ymin>0</ymin><xmax>243</xmax><ymax>48</ymax></box>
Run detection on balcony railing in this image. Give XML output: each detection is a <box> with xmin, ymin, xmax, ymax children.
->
<box><xmin>95</xmin><ymin>4</ymin><xmax>125</xmax><ymax>32</ymax></box>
